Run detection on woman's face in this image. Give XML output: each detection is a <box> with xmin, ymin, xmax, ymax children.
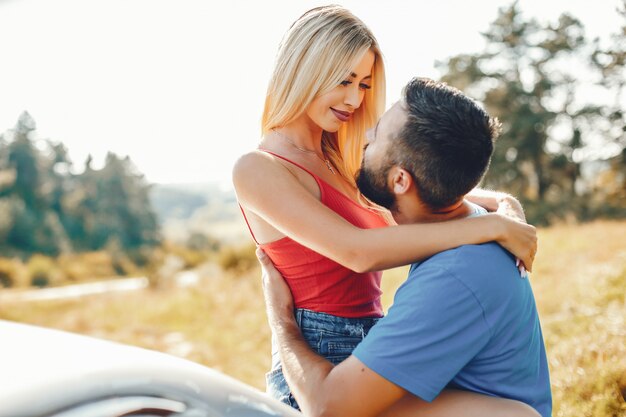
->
<box><xmin>306</xmin><ymin>49</ymin><xmax>375</xmax><ymax>132</ymax></box>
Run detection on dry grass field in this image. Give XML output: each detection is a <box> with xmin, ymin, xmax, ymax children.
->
<box><xmin>1</xmin><ymin>220</ymin><xmax>625</xmax><ymax>416</ymax></box>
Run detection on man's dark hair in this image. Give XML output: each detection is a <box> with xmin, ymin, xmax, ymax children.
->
<box><xmin>391</xmin><ymin>77</ymin><xmax>500</xmax><ymax>210</ymax></box>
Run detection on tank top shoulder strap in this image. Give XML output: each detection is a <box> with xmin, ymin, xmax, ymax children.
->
<box><xmin>238</xmin><ymin>203</ymin><xmax>259</xmax><ymax>245</ymax></box>
<box><xmin>238</xmin><ymin>149</ymin><xmax>325</xmax><ymax>245</ymax></box>
<box><xmin>258</xmin><ymin>149</ymin><xmax>324</xmax><ymax>186</ymax></box>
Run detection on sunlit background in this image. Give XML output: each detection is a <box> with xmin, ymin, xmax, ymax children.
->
<box><xmin>0</xmin><ymin>1</ymin><xmax>624</xmax><ymax>416</ymax></box>
<box><xmin>0</xmin><ymin>0</ymin><xmax>621</xmax><ymax>186</ymax></box>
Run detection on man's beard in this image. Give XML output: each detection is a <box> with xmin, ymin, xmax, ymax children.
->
<box><xmin>356</xmin><ymin>163</ymin><xmax>396</xmax><ymax>210</ymax></box>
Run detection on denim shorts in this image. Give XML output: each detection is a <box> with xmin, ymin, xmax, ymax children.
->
<box><xmin>266</xmin><ymin>308</ymin><xmax>381</xmax><ymax>410</ymax></box>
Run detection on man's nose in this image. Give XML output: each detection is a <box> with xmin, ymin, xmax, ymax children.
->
<box><xmin>365</xmin><ymin>128</ymin><xmax>373</xmax><ymax>143</ymax></box>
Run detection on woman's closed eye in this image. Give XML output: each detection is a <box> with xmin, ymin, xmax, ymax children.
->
<box><xmin>340</xmin><ymin>80</ymin><xmax>372</xmax><ymax>90</ymax></box>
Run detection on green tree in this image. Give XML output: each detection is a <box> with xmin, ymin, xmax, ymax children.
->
<box><xmin>3</xmin><ymin>112</ymin><xmax>63</xmax><ymax>254</ymax></box>
<box><xmin>437</xmin><ymin>2</ymin><xmax>623</xmax><ymax>223</ymax></box>
<box><xmin>84</xmin><ymin>152</ymin><xmax>160</xmax><ymax>250</ymax></box>
<box><xmin>589</xmin><ymin>0</ymin><xmax>626</xmax><ymax>215</ymax></box>
<box><xmin>8</xmin><ymin>112</ymin><xmax>42</xmax><ymax>209</ymax></box>
<box><xmin>60</xmin><ymin>155</ymin><xmax>98</xmax><ymax>250</ymax></box>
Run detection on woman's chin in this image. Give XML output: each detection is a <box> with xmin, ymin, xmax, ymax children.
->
<box><xmin>320</xmin><ymin>120</ymin><xmax>343</xmax><ymax>133</ymax></box>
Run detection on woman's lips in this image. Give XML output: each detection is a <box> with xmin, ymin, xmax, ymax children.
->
<box><xmin>331</xmin><ymin>108</ymin><xmax>352</xmax><ymax>122</ymax></box>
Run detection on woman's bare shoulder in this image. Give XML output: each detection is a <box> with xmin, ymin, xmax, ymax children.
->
<box><xmin>233</xmin><ymin>150</ymin><xmax>275</xmax><ymax>177</ymax></box>
<box><xmin>232</xmin><ymin>149</ymin><xmax>292</xmax><ymax>190</ymax></box>
<box><xmin>234</xmin><ymin>149</ymin><xmax>270</xmax><ymax>168</ymax></box>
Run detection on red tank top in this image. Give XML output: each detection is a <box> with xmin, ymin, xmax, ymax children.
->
<box><xmin>240</xmin><ymin>150</ymin><xmax>388</xmax><ymax>318</ymax></box>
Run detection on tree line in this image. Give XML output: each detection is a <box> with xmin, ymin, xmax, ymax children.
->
<box><xmin>0</xmin><ymin>111</ymin><xmax>159</xmax><ymax>258</ymax></box>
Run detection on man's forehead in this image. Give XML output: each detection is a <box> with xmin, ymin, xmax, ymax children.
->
<box><xmin>379</xmin><ymin>101</ymin><xmax>408</xmax><ymax>137</ymax></box>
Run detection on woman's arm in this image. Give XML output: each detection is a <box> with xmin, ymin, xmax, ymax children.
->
<box><xmin>466</xmin><ymin>188</ymin><xmax>526</xmax><ymax>222</ymax></box>
<box><xmin>467</xmin><ymin>189</ymin><xmax>531</xmax><ymax>274</ymax></box>
<box><xmin>233</xmin><ymin>152</ymin><xmax>537</xmax><ymax>273</ymax></box>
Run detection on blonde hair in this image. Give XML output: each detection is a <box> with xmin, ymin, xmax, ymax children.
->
<box><xmin>262</xmin><ymin>5</ymin><xmax>386</xmax><ymax>190</ymax></box>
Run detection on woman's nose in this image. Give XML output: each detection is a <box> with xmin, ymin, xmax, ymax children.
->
<box><xmin>344</xmin><ymin>85</ymin><xmax>363</xmax><ymax>109</ymax></box>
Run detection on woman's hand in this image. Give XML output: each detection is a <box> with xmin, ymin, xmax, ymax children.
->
<box><xmin>493</xmin><ymin>214</ymin><xmax>537</xmax><ymax>274</ymax></box>
<box><xmin>495</xmin><ymin>195</ymin><xmax>532</xmax><ymax>275</ymax></box>
<box><xmin>495</xmin><ymin>194</ymin><xmax>526</xmax><ymax>223</ymax></box>
<box><xmin>467</xmin><ymin>188</ymin><xmax>527</xmax><ymax>223</ymax></box>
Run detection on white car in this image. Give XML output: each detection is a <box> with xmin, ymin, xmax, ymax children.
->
<box><xmin>0</xmin><ymin>320</ymin><xmax>301</xmax><ymax>417</ymax></box>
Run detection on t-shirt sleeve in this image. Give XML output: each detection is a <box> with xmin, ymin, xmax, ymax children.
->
<box><xmin>353</xmin><ymin>265</ymin><xmax>491</xmax><ymax>402</ymax></box>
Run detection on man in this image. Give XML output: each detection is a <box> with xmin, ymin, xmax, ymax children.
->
<box><xmin>258</xmin><ymin>78</ymin><xmax>552</xmax><ymax>417</ymax></box>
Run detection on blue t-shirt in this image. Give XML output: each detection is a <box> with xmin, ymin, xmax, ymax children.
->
<box><xmin>353</xmin><ymin>241</ymin><xmax>552</xmax><ymax>416</ymax></box>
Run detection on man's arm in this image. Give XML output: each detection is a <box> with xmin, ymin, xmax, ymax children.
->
<box><xmin>257</xmin><ymin>248</ymin><xmax>406</xmax><ymax>417</ymax></box>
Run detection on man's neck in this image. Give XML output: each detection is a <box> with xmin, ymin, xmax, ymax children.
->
<box><xmin>395</xmin><ymin>199</ymin><xmax>475</xmax><ymax>224</ymax></box>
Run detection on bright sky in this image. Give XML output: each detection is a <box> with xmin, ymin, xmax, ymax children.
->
<box><xmin>0</xmin><ymin>0</ymin><xmax>621</xmax><ymax>188</ymax></box>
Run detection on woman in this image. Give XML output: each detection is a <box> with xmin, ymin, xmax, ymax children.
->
<box><xmin>233</xmin><ymin>5</ymin><xmax>537</xmax><ymax>414</ymax></box>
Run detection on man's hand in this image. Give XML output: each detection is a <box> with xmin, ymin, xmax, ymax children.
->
<box><xmin>256</xmin><ymin>248</ymin><xmax>295</xmax><ymax>327</ymax></box>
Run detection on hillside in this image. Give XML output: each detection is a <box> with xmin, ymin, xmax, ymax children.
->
<box><xmin>150</xmin><ymin>183</ymin><xmax>248</xmax><ymax>245</ymax></box>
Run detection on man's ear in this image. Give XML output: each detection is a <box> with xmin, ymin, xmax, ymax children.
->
<box><xmin>389</xmin><ymin>167</ymin><xmax>413</xmax><ymax>195</ymax></box>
